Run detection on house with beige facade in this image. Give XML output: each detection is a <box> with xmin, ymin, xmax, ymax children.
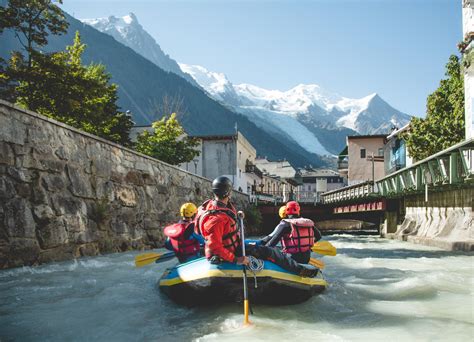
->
<box><xmin>343</xmin><ymin>135</ymin><xmax>386</xmax><ymax>185</ymax></box>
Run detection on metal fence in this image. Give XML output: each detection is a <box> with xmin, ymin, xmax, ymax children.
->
<box><xmin>376</xmin><ymin>138</ymin><xmax>474</xmax><ymax>197</ymax></box>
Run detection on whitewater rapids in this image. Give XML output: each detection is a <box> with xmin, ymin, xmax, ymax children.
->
<box><xmin>1</xmin><ymin>235</ymin><xmax>472</xmax><ymax>341</ymax></box>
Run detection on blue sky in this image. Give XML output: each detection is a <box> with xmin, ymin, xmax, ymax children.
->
<box><xmin>61</xmin><ymin>0</ymin><xmax>462</xmax><ymax>118</ymax></box>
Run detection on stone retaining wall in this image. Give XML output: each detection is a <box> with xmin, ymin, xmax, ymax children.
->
<box><xmin>0</xmin><ymin>100</ymin><xmax>249</xmax><ymax>268</ymax></box>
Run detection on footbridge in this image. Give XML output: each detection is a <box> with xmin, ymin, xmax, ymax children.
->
<box><xmin>256</xmin><ymin>139</ymin><xmax>474</xmax><ymax>249</ymax></box>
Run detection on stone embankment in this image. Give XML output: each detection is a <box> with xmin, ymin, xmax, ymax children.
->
<box><xmin>0</xmin><ymin>100</ymin><xmax>249</xmax><ymax>269</ymax></box>
<box><xmin>383</xmin><ymin>187</ymin><xmax>474</xmax><ymax>251</ymax></box>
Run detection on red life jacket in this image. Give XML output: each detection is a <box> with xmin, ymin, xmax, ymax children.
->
<box><xmin>281</xmin><ymin>218</ymin><xmax>315</xmax><ymax>254</ymax></box>
<box><xmin>195</xmin><ymin>199</ymin><xmax>240</xmax><ymax>257</ymax></box>
<box><xmin>164</xmin><ymin>221</ymin><xmax>200</xmax><ymax>261</ymax></box>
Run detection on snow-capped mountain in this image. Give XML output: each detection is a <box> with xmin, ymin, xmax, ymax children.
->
<box><xmin>80</xmin><ymin>12</ymin><xmax>409</xmax><ymax>158</ymax></box>
<box><xmin>81</xmin><ymin>13</ymin><xmax>198</xmax><ymax>87</ymax></box>
<box><xmin>180</xmin><ymin>63</ymin><xmax>411</xmax><ymax>137</ymax></box>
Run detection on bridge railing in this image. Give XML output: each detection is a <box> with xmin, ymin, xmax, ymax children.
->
<box><xmin>250</xmin><ymin>190</ymin><xmax>322</xmax><ymax>204</ymax></box>
<box><xmin>321</xmin><ymin>181</ymin><xmax>376</xmax><ymax>204</ymax></box>
<box><xmin>376</xmin><ymin>138</ymin><xmax>474</xmax><ymax>197</ymax></box>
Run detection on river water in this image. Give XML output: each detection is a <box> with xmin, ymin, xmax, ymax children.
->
<box><xmin>1</xmin><ymin>235</ymin><xmax>473</xmax><ymax>341</ymax></box>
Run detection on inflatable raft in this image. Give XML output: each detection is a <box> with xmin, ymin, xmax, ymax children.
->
<box><xmin>159</xmin><ymin>257</ymin><xmax>327</xmax><ymax>305</ymax></box>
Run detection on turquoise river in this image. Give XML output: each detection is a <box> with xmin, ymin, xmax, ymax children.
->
<box><xmin>1</xmin><ymin>235</ymin><xmax>473</xmax><ymax>341</ymax></box>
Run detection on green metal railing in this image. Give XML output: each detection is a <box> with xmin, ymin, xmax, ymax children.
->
<box><xmin>376</xmin><ymin>138</ymin><xmax>474</xmax><ymax>197</ymax></box>
<box><xmin>321</xmin><ymin>181</ymin><xmax>377</xmax><ymax>204</ymax></box>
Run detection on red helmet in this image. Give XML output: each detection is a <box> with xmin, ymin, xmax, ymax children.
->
<box><xmin>285</xmin><ymin>201</ymin><xmax>300</xmax><ymax>216</ymax></box>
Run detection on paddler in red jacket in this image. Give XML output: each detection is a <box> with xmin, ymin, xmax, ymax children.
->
<box><xmin>164</xmin><ymin>202</ymin><xmax>205</xmax><ymax>263</ymax></box>
<box><xmin>260</xmin><ymin>201</ymin><xmax>322</xmax><ymax>264</ymax></box>
<box><xmin>196</xmin><ymin>176</ymin><xmax>318</xmax><ymax>277</ymax></box>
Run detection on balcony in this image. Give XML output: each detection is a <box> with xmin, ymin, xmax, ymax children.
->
<box><xmin>245</xmin><ymin>162</ymin><xmax>263</xmax><ymax>178</ymax></box>
<box><xmin>337</xmin><ymin>160</ymin><xmax>348</xmax><ymax>170</ymax></box>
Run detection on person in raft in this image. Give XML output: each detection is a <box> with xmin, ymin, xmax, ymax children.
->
<box><xmin>260</xmin><ymin>201</ymin><xmax>322</xmax><ymax>264</ymax></box>
<box><xmin>195</xmin><ymin>176</ymin><xmax>318</xmax><ymax>277</ymax></box>
<box><xmin>164</xmin><ymin>202</ymin><xmax>205</xmax><ymax>263</ymax></box>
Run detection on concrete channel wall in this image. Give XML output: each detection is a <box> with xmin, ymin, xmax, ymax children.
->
<box><xmin>382</xmin><ymin>187</ymin><xmax>474</xmax><ymax>251</ymax></box>
<box><xmin>0</xmin><ymin>100</ymin><xmax>250</xmax><ymax>269</ymax></box>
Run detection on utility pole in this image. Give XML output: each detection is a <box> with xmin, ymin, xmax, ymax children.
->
<box><xmin>372</xmin><ymin>152</ymin><xmax>375</xmax><ymax>183</ymax></box>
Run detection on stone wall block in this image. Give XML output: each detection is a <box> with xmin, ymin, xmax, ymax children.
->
<box><xmin>95</xmin><ymin>178</ymin><xmax>114</xmax><ymax>201</ymax></box>
<box><xmin>27</xmin><ymin>125</ymin><xmax>51</xmax><ymax>145</ymax></box>
<box><xmin>42</xmin><ymin>174</ymin><xmax>67</xmax><ymax>192</ymax></box>
<box><xmin>125</xmin><ymin>170</ymin><xmax>144</xmax><ymax>186</ymax></box>
<box><xmin>33</xmin><ymin>204</ymin><xmax>56</xmax><ymax>221</ymax></box>
<box><xmin>67</xmin><ymin>165</ymin><xmax>95</xmax><ymax>198</ymax></box>
<box><xmin>31</xmin><ymin>177</ymin><xmax>49</xmax><ymax>205</ymax></box>
<box><xmin>135</xmin><ymin>161</ymin><xmax>153</xmax><ymax>173</ymax></box>
<box><xmin>7</xmin><ymin>167</ymin><xmax>34</xmax><ymax>183</ymax></box>
<box><xmin>114</xmin><ymin>185</ymin><xmax>137</xmax><ymax>207</ymax></box>
<box><xmin>14</xmin><ymin>182</ymin><xmax>31</xmax><ymax>198</ymax></box>
<box><xmin>63</xmin><ymin>213</ymin><xmax>87</xmax><ymax>235</ymax></box>
<box><xmin>0</xmin><ymin>112</ymin><xmax>27</xmax><ymax>145</ymax></box>
<box><xmin>54</xmin><ymin>146</ymin><xmax>68</xmax><ymax>160</ymax></box>
<box><xmin>4</xmin><ymin>198</ymin><xmax>36</xmax><ymax>238</ymax></box>
<box><xmin>37</xmin><ymin>218</ymin><xmax>68</xmax><ymax>249</ymax></box>
<box><xmin>0</xmin><ymin>176</ymin><xmax>16</xmax><ymax>199</ymax></box>
<box><xmin>77</xmin><ymin>243</ymin><xmax>99</xmax><ymax>257</ymax></box>
<box><xmin>0</xmin><ymin>144</ymin><xmax>15</xmax><ymax>165</ymax></box>
<box><xmin>51</xmin><ymin>195</ymin><xmax>86</xmax><ymax>216</ymax></box>
<box><xmin>91</xmin><ymin>158</ymin><xmax>112</xmax><ymax>178</ymax></box>
<box><xmin>39</xmin><ymin>244</ymin><xmax>75</xmax><ymax>264</ymax></box>
<box><xmin>11</xmin><ymin>143</ymin><xmax>30</xmax><ymax>157</ymax></box>
<box><xmin>3</xmin><ymin>238</ymin><xmax>40</xmax><ymax>268</ymax></box>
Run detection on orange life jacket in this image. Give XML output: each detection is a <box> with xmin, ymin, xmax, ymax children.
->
<box><xmin>281</xmin><ymin>218</ymin><xmax>315</xmax><ymax>253</ymax></box>
<box><xmin>164</xmin><ymin>221</ymin><xmax>200</xmax><ymax>262</ymax></box>
<box><xmin>195</xmin><ymin>199</ymin><xmax>240</xmax><ymax>257</ymax></box>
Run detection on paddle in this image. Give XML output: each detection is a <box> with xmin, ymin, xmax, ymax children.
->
<box><xmin>311</xmin><ymin>241</ymin><xmax>337</xmax><ymax>256</ymax></box>
<box><xmin>237</xmin><ymin>211</ymin><xmax>250</xmax><ymax>325</ymax></box>
<box><xmin>309</xmin><ymin>258</ymin><xmax>325</xmax><ymax>269</ymax></box>
<box><xmin>134</xmin><ymin>251</ymin><xmax>175</xmax><ymax>268</ymax></box>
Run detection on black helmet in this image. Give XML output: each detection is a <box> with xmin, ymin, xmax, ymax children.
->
<box><xmin>212</xmin><ymin>176</ymin><xmax>233</xmax><ymax>198</ymax></box>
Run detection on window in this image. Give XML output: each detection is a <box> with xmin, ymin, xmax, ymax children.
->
<box><xmin>378</xmin><ymin>148</ymin><xmax>384</xmax><ymax>157</ymax></box>
<box><xmin>360</xmin><ymin>148</ymin><xmax>366</xmax><ymax>158</ymax></box>
<box><xmin>239</xmin><ymin>151</ymin><xmax>241</xmax><ymax>160</ymax></box>
<box><xmin>239</xmin><ymin>169</ymin><xmax>241</xmax><ymax>178</ymax></box>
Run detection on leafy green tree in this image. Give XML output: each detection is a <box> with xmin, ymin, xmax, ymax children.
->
<box><xmin>3</xmin><ymin>32</ymin><xmax>133</xmax><ymax>145</ymax></box>
<box><xmin>0</xmin><ymin>0</ymin><xmax>68</xmax><ymax>67</ymax></box>
<box><xmin>135</xmin><ymin>113</ymin><xmax>200</xmax><ymax>165</ymax></box>
<box><xmin>404</xmin><ymin>55</ymin><xmax>465</xmax><ymax>161</ymax></box>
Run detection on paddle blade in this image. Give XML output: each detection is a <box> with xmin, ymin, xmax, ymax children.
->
<box><xmin>311</xmin><ymin>241</ymin><xmax>337</xmax><ymax>256</ymax></box>
<box><xmin>309</xmin><ymin>258</ymin><xmax>325</xmax><ymax>269</ymax></box>
<box><xmin>135</xmin><ymin>252</ymin><xmax>162</xmax><ymax>268</ymax></box>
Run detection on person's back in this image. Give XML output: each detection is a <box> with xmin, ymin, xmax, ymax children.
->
<box><xmin>164</xmin><ymin>203</ymin><xmax>204</xmax><ymax>263</ymax></box>
<box><xmin>262</xmin><ymin>201</ymin><xmax>322</xmax><ymax>264</ymax></box>
<box><xmin>196</xmin><ymin>196</ymin><xmax>241</xmax><ymax>263</ymax></box>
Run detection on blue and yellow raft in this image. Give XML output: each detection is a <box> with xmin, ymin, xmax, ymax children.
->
<box><xmin>159</xmin><ymin>257</ymin><xmax>327</xmax><ymax>305</ymax></box>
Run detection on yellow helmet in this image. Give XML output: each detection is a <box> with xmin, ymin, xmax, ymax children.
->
<box><xmin>279</xmin><ymin>205</ymin><xmax>287</xmax><ymax>219</ymax></box>
<box><xmin>180</xmin><ymin>202</ymin><xmax>197</xmax><ymax>218</ymax></box>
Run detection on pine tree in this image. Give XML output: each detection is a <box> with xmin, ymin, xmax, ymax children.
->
<box><xmin>0</xmin><ymin>0</ymin><xmax>68</xmax><ymax>67</ymax></box>
<box><xmin>404</xmin><ymin>55</ymin><xmax>465</xmax><ymax>161</ymax></box>
<box><xmin>135</xmin><ymin>113</ymin><xmax>200</xmax><ymax>165</ymax></box>
<box><xmin>3</xmin><ymin>32</ymin><xmax>133</xmax><ymax>146</ymax></box>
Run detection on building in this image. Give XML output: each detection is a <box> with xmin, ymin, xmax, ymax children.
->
<box><xmin>383</xmin><ymin>124</ymin><xmax>413</xmax><ymax>175</ymax></box>
<box><xmin>193</xmin><ymin>131</ymin><xmax>261</xmax><ymax>194</ymax></box>
<box><xmin>178</xmin><ymin>139</ymin><xmax>203</xmax><ymax>176</ymax></box>
<box><xmin>254</xmin><ymin>157</ymin><xmax>300</xmax><ymax>201</ymax></box>
<box><xmin>297</xmin><ymin>168</ymin><xmax>346</xmax><ymax>203</ymax></box>
<box><xmin>345</xmin><ymin>135</ymin><xmax>386</xmax><ymax>185</ymax></box>
<box><xmin>462</xmin><ymin>0</ymin><xmax>474</xmax><ymax>139</ymax></box>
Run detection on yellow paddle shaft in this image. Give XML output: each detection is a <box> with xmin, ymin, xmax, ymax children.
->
<box><xmin>244</xmin><ymin>299</ymin><xmax>250</xmax><ymax>325</ymax></box>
